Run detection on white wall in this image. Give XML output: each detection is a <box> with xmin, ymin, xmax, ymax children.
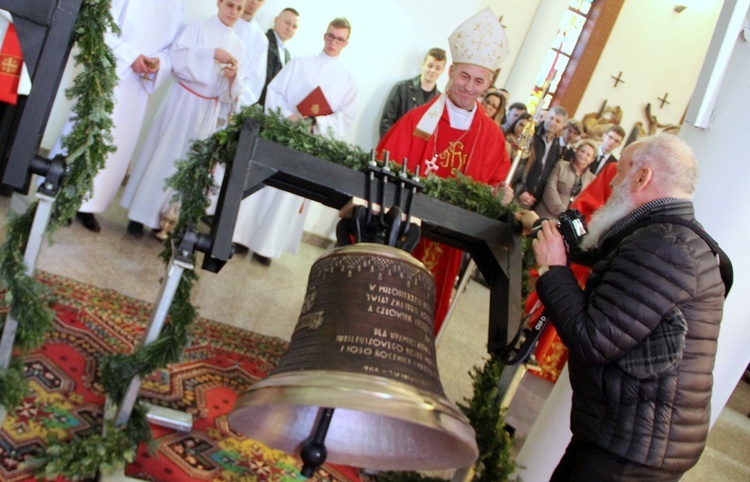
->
<box><xmin>492</xmin><ymin>0</ymin><xmax>567</xmax><ymax>105</ymax></box>
<box><xmin>680</xmin><ymin>1</ymin><xmax>750</xmax><ymax>426</ymax></box>
<box><xmin>576</xmin><ymin>0</ymin><xmax>722</xmax><ymax>155</ymax></box>
<box><xmin>480</xmin><ymin>0</ymin><xmax>543</xmax><ymax>91</ymax></box>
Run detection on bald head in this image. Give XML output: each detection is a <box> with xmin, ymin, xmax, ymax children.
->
<box><xmin>613</xmin><ymin>134</ymin><xmax>698</xmax><ymax>205</ymax></box>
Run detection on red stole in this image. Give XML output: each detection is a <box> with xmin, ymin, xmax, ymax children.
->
<box><xmin>0</xmin><ymin>23</ymin><xmax>22</xmax><ymax>105</ymax></box>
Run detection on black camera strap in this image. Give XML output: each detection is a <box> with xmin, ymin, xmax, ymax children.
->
<box><xmin>631</xmin><ymin>215</ymin><xmax>733</xmax><ymax>297</ymax></box>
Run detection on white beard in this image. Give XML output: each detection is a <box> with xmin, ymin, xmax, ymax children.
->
<box><xmin>580</xmin><ymin>180</ymin><xmax>636</xmax><ymax>252</ymax></box>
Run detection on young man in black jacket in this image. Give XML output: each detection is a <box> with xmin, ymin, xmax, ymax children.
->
<box><xmin>378</xmin><ymin>47</ymin><xmax>446</xmax><ymax>139</ymax></box>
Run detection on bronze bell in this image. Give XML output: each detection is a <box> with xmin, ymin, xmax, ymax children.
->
<box><xmin>228</xmin><ymin>243</ymin><xmax>478</xmax><ymax>473</ymax></box>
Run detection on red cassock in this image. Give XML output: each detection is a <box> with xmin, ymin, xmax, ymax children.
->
<box><xmin>529</xmin><ymin>162</ymin><xmax>617</xmax><ymax>382</ymax></box>
<box><xmin>377</xmin><ymin>96</ymin><xmax>510</xmax><ymax>335</ymax></box>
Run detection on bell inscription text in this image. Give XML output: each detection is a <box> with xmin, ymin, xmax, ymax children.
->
<box><xmin>273</xmin><ymin>244</ymin><xmax>445</xmax><ymax>395</ymax></box>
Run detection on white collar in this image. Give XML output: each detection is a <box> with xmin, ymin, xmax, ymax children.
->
<box><xmin>445</xmin><ymin>96</ymin><xmax>475</xmax><ymax>130</ymax></box>
<box><xmin>318</xmin><ymin>51</ymin><xmax>340</xmax><ymax>62</ymax></box>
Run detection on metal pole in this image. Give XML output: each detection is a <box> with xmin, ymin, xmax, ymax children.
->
<box><xmin>112</xmin><ymin>256</ymin><xmax>193</xmax><ymax>427</ymax></box>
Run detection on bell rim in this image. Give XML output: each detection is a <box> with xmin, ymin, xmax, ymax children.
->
<box><xmin>228</xmin><ymin>369</ymin><xmax>478</xmax><ymax>471</ymax></box>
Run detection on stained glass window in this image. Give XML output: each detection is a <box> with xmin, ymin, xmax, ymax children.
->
<box><xmin>528</xmin><ymin>0</ymin><xmax>594</xmax><ymax>113</ymax></box>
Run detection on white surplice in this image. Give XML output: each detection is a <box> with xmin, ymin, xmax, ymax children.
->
<box><xmin>207</xmin><ymin>16</ymin><xmax>268</xmax><ymax>214</ymax></box>
<box><xmin>48</xmin><ymin>0</ymin><xmax>183</xmax><ymax>213</ymax></box>
<box><xmin>120</xmin><ymin>15</ymin><xmax>244</xmax><ymax>229</ymax></box>
<box><xmin>232</xmin><ymin>17</ymin><xmax>268</xmax><ymax>108</ymax></box>
<box><xmin>232</xmin><ymin>51</ymin><xmax>358</xmax><ymax>258</ymax></box>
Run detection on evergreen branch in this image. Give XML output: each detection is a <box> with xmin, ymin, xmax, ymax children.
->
<box><xmin>0</xmin><ymin>205</ymin><xmax>54</xmax><ymax>411</ymax></box>
<box><xmin>457</xmin><ymin>355</ymin><xmax>516</xmax><ymax>482</ymax></box>
<box><xmin>49</xmin><ymin>0</ymin><xmax>118</xmax><ymax>232</ymax></box>
<box><xmin>34</xmin><ymin>422</ymin><xmax>137</xmax><ymax>481</ymax></box>
<box><xmin>0</xmin><ymin>358</ymin><xmax>30</xmax><ymax>410</ymax></box>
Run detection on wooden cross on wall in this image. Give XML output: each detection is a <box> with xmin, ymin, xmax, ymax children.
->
<box><xmin>610</xmin><ymin>71</ymin><xmax>625</xmax><ymax>87</ymax></box>
<box><xmin>657</xmin><ymin>92</ymin><xmax>671</xmax><ymax>108</ymax></box>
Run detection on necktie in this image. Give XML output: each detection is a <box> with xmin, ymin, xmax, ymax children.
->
<box><xmin>592</xmin><ymin>155</ymin><xmax>603</xmax><ymax>174</ymax></box>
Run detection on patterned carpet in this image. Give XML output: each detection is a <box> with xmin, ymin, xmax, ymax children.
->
<box><xmin>0</xmin><ymin>271</ymin><xmax>359</xmax><ymax>482</ymax></box>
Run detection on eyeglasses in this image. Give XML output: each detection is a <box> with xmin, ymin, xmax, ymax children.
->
<box><xmin>324</xmin><ymin>33</ymin><xmax>348</xmax><ymax>44</ymax></box>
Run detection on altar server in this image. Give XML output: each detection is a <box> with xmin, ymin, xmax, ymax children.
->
<box><xmin>232</xmin><ymin>17</ymin><xmax>357</xmax><ymax>265</ymax></box>
<box><xmin>47</xmin><ymin>0</ymin><xmax>183</xmax><ymax>232</ymax></box>
<box><xmin>232</xmin><ymin>0</ymin><xmax>268</xmax><ymax>109</ymax></box>
<box><xmin>120</xmin><ymin>0</ymin><xmax>245</xmax><ymax>236</ymax></box>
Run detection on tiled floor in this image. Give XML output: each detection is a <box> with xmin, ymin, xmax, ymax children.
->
<box><xmin>2</xmin><ymin>189</ymin><xmax>749</xmax><ymax>480</ymax></box>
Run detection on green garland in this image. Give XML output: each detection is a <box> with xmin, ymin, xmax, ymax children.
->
<box><xmin>0</xmin><ymin>0</ymin><xmax>119</xmax><ymax>476</ymax></box>
<box><xmin>50</xmin><ymin>0</ymin><xmax>119</xmax><ymax>232</ymax></box>
<box><xmin>0</xmin><ymin>0</ymin><xmax>117</xmax><ymax>417</ymax></box>
<box><xmin>457</xmin><ymin>356</ymin><xmax>516</xmax><ymax>481</ymax></box>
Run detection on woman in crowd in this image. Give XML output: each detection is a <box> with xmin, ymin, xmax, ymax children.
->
<box><xmin>481</xmin><ymin>90</ymin><xmax>506</xmax><ymax>128</ymax></box>
<box><xmin>533</xmin><ymin>138</ymin><xmax>597</xmax><ymax>218</ymax></box>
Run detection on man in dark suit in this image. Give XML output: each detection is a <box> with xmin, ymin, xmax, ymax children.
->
<box><xmin>516</xmin><ymin>106</ymin><xmax>568</xmax><ymax>209</ymax></box>
<box><xmin>589</xmin><ymin>124</ymin><xmax>625</xmax><ymax>175</ymax></box>
<box><xmin>559</xmin><ymin>118</ymin><xmax>583</xmax><ymax>162</ymax></box>
<box><xmin>259</xmin><ymin>7</ymin><xmax>300</xmax><ymax>107</ymax></box>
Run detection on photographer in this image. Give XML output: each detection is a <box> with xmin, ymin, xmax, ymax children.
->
<box><xmin>532</xmin><ymin>134</ymin><xmax>730</xmax><ymax>481</ymax></box>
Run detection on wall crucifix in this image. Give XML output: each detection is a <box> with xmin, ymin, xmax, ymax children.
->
<box><xmin>610</xmin><ymin>71</ymin><xmax>625</xmax><ymax>87</ymax></box>
<box><xmin>657</xmin><ymin>92</ymin><xmax>671</xmax><ymax>108</ymax></box>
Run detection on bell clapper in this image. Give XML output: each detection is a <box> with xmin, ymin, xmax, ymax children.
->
<box><xmin>300</xmin><ymin>407</ymin><xmax>335</xmax><ymax>477</ymax></box>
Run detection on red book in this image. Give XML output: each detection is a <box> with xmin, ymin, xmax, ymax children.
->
<box><xmin>296</xmin><ymin>86</ymin><xmax>332</xmax><ymax>117</ymax></box>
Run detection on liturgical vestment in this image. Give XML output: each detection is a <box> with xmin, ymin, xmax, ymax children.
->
<box><xmin>49</xmin><ymin>0</ymin><xmax>183</xmax><ymax>213</ymax></box>
<box><xmin>377</xmin><ymin>95</ymin><xmax>511</xmax><ymax>335</ymax></box>
<box><xmin>232</xmin><ymin>51</ymin><xmax>358</xmax><ymax>257</ymax></box>
<box><xmin>120</xmin><ymin>15</ymin><xmax>244</xmax><ymax>229</ymax></box>
<box><xmin>232</xmin><ymin>17</ymin><xmax>268</xmax><ymax>108</ymax></box>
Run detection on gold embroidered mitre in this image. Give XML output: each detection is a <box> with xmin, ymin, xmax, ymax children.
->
<box><xmin>448</xmin><ymin>7</ymin><xmax>509</xmax><ymax>71</ymax></box>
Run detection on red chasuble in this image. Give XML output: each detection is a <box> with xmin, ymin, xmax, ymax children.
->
<box><xmin>377</xmin><ymin>96</ymin><xmax>511</xmax><ymax>335</ymax></box>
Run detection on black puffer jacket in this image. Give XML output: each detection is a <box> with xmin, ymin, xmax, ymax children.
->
<box><xmin>537</xmin><ymin>200</ymin><xmax>726</xmax><ymax>471</ymax></box>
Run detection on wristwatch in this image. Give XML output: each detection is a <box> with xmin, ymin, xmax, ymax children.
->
<box><xmin>538</xmin><ymin>265</ymin><xmax>550</xmax><ymax>276</ymax></box>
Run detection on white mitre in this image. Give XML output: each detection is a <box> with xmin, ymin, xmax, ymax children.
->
<box><xmin>413</xmin><ymin>8</ymin><xmax>509</xmax><ymax>140</ymax></box>
<box><xmin>448</xmin><ymin>7</ymin><xmax>509</xmax><ymax>71</ymax></box>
